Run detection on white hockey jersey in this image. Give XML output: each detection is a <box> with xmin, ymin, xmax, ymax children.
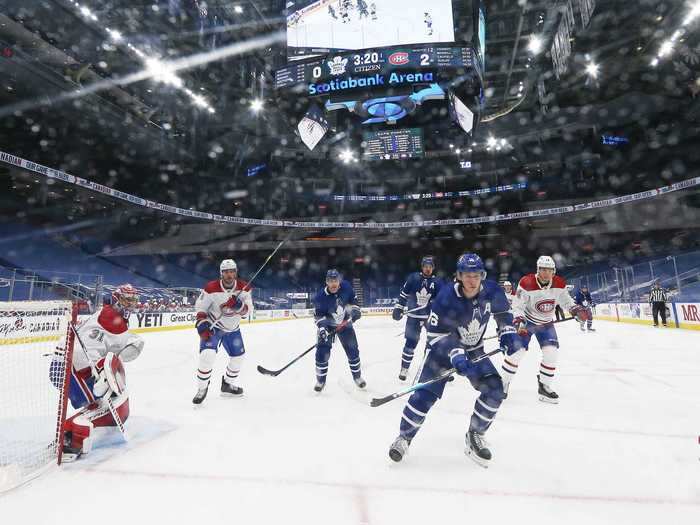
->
<box><xmin>75</xmin><ymin>304</ymin><xmax>144</xmax><ymax>371</ymax></box>
<box><xmin>195</xmin><ymin>279</ymin><xmax>253</xmax><ymax>333</ymax></box>
<box><xmin>512</xmin><ymin>274</ymin><xmax>575</xmax><ymax>325</ymax></box>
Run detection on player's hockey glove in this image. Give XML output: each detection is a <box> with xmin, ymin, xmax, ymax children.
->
<box><xmin>392</xmin><ymin>305</ymin><xmax>404</xmax><ymax>321</ymax></box>
<box><xmin>570</xmin><ymin>305</ymin><xmax>589</xmax><ymax>323</ymax></box>
<box><xmin>498</xmin><ymin>326</ymin><xmax>523</xmax><ymax>356</ymax></box>
<box><xmin>317</xmin><ymin>326</ymin><xmax>336</xmax><ymax>345</ymax></box>
<box><xmin>195</xmin><ymin>316</ymin><xmax>213</xmax><ymax>341</ymax></box>
<box><xmin>345</xmin><ymin>304</ymin><xmax>362</xmax><ymax>323</ymax></box>
<box><xmin>223</xmin><ymin>294</ymin><xmax>245</xmax><ymax>313</ymax></box>
<box><xmin>513</xmin><ymin>316</ymin><xmax>528</xmax><ymax>336</ymax></box>
<box><xmin>448</xmin><ymin>348</ymin><xmax>472</xmax><ymax>376</ymax></box>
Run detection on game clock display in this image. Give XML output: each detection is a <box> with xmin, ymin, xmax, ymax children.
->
<box><xmin>275</xmin><ymin>45</ymin><xmax>476</xmax><ymax>89</ymax></box>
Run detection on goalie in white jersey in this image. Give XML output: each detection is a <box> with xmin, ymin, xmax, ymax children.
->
<box><xmin>501</xmin><ymin>256</ymin><xmax>588</xmax><ymax>403</ymax></box>
<box><xmin>51</xmin><ymin>284</ymin><xmax>144</xmax><ymax>461</ymax></box>
<box><xmin>192</xmin><ymin>259</ymin><xmax>253</xmax><ymax>405</ymax></box>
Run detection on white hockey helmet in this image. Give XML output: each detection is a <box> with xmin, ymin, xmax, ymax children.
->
<box><xmin>220</xmin><ymin>259</ymin><xmax>237</xmax><ymax>274</ymax></box>
<box><xmin>503</xmin><ymin>280</ymin><xmax>512</xmax><ymax>287</ymax></box>
<box><xmin>537</xmin><ymin>255</ymin><xmax>556</xmax><ymax>271</ymax></box>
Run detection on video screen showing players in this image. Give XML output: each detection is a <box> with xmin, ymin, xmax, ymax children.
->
<box><xmin>287</xmin><ymin>0</ymin><xmax>456</xmax><ymax>59</ymax></box>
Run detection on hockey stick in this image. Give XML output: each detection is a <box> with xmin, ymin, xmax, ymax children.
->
<box><xmin>370</xmin><ymin>347</ymin><xmax>505</xmax><ymax>408</ymax></box>
<box><xmin>256</xmin><ymin>320</ymin><xmax>350</xmax><ymax>377</ymax></box>
<box><xmin>68</xmin><ymin>322</ymin><xmax>129</xmax><ymax>440</ymax></box>
<box><xmin>210</xmin><ymin>235</ymin><xmax>291</xmax><ymax>330</ymax></box>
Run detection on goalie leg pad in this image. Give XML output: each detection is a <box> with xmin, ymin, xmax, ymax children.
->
<box><xmin>90</xmin><ymin>392</ymin><xmax>130</xmax><ymax>427</ymax></box>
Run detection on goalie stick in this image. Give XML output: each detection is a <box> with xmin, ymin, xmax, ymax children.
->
<box><xmin>257</xmin><ymin>320</ymin><xmax>350</xmax><ymax>377</ymax></box>
<box><xmin>69</xmin><ymin>322</ymin><xmax>129</xmax><ymax>440</ymax></box>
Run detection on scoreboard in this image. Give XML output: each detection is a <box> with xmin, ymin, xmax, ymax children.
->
<box><xmin>362</xmin><ymin>128</ymin><xmax>424</xmax><ymax>161</ymax></box>
<box><xmin>275</xmin><ymin>44</ymin><xmax>477</xmax><ymax>90</ymax></box>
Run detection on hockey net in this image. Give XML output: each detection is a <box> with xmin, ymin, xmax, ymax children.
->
<box><xmin>0</xmin><ymin>301</ymin><xmax>76</xmax><ymax>493</ymax></box>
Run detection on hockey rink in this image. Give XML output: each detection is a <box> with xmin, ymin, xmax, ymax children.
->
<box><xmin>288</xmin><ymin>0</ymin><xmax>455</xmax><ymax>52</ymax></box>
<box><xmin>2</xmin><ymin>316</ymin><xmax>699</xmax><ymax>524</ymax></box>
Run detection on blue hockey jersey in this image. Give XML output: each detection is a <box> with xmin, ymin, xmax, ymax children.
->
<box><xmin>396</xmin><ymin>272</ymin><xmax>443</xmax><ymax>319</ymax></box>
<box><xmin>574</xmin><ymin>289</ymin><xmax>594</xmax><ymax>307</ymax></box>
<box><xmin>313</xmin><ymin>280</ymin><xmax>357</xmax><ymax>328</ymax></box>
<box><xmin>426</xmin><ymin>280</ymin><xmax>514</xmax><ymax>356</ymax></box>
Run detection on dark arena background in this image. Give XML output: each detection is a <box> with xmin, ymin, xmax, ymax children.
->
<box><xmin>1</xmin><ymin>0</ymin><xmax>699</xmax><ymax>522</ymax></box>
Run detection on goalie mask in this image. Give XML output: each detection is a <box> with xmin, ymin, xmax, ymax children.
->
<box><xmin>112</xmin><ymin>284</ymin><xmax>139</xmax><ymax>314</ymax></box>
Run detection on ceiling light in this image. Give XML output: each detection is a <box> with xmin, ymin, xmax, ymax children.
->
<box><xmin>455</xmin><ymin>149</ymin><xmax>461</xmax><ymax>155</ymax></box>
<box><xmin>144</xmin><ymin>57</ymin><xmax>183</xmax><ymax>88</ymax></box>
<box><xmin>339</xmin><ymin>149</ymin><xmax>355</xmax><ymax>163</ymax></box>
<box><xmin>251</xmin><ymin>99</ymin><xmax>264</xmax><ymax>112</ymax></box>
<box><xmin>487</xmin><ymin>136</ymin><xmax>497</xmax><ymax>148</ymax></box>
<box><xmin>528</xmin><ymin>35</ymin><xmax>544</xmax><ymax>55</ymax></box>
<box><xmin>650</xmin><ymin>57</ymin><xmax>659</xmax><ymax>67</ymax></box>
<box><xmin>658</xmin><ymin>40</ymin><xmax>674</xmax><ymax>57</ymax></box>
<box><xmin>234</xmin><ymin>5</ymin><xmax>244</xmax><ymax>14</ymax></box>
<box><xmin>585</xmin><ymin>62</ymin><xmax>599</xmax><ymax>78</ymax></box>
<box><xmin>106</xmin><ymin>28</ymin><xmax>123</xmax><ymax>42</ymax></box>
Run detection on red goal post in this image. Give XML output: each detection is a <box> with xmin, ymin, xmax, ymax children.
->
<box><xmin>0</xmin><ymin>300</ymin><xmax>77</xmax><ymax>493</ymax></box>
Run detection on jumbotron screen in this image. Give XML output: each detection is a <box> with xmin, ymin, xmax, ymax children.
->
<box><xmin>362</xmin><ymin>128</ymin><xmax>424</xmax><ymax>160</ymax></box>
<box><xmin>287</xmin><ymin>0</ymin><xmax>456</xmax><ymax>59</ymax></box>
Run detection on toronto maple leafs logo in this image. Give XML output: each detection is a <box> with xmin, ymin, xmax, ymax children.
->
<box><xmin>458</xmin><ymin>318</ymin><xmax>487</xmax><ymax>347</ymax></box>
<box><xmin>416</xmin><ymin>288</ymin><xmax>430</xmax><ymax>306</ymax></box>
<box><xmin>332</xmin><ymin>302</ymin><xmax>346</xmax><ymax>324</ymax></box>
<box><xmin>327</xmin><ymin>56</ymin><xmax>348</xmax><ymax>76</ymax></box>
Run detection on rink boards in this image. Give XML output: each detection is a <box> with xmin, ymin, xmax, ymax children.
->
<box><xmin>595</xmin><ymin>302</ymin><xmax>700</xmax><ymax>330</ymax></box>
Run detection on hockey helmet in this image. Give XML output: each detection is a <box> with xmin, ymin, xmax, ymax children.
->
<box><xmin>326</xmin><ymin>268</ymin><xmax>341</xmax><ymax>282</ymax></box>
<box><xmin>112</xmin><ymin>284</ymin><xmax>139</xmax><ymax>311</ymax></box>
<box><xmin>220</xmin><ymin>259</ymin><xmax>237</xmax><ymax>274</ymax></box>
<box><xmin>421</xmin><ymin>255</ymin><xmax>435</xmax><ymax>268</ymax></box>
<box><xmin>456</xmin><ymin>253</ymin><xmax>486</xmax><ymax>278</ymax></box>
<box><xmin>536</xmin><ymin>255</ymin><xmax>556</xmax><ymax>271</ymax></box>
<box><xmin>503</xmin><ymin>280</ymin><xmax>513</xmax><ymax>291</ymax></box>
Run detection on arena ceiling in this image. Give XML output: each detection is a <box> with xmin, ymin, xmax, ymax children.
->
<box><xmin>1</xmin><ymin>0</ymin><xmax>699</xmax><ymax>253</ymax></box>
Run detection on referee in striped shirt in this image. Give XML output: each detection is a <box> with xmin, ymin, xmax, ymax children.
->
<box><xmin>649</xmin><ymin>281</ymin><xmax>669</xmax><ymax>327</ymax></box>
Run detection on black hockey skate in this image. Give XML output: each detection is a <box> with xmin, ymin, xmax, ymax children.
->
<box><xmin>314</xmin><ymin>380</ymin><xmax>326</xmax><ymax>393</ymax></box>
<box><xmin>587</xmin><ymin>326</ymin><xmax>596</xmax><ymax>332</ymax></box>
<box><xmin>220</xmin><ymin>376</ymin><xmax>244</xmax><ymax>397</ymax></box>
<box><xmin>398</xmin><ymin>367</ymin><xmax>409</xmax><ymax>381</ymax></box>
<box><xmin>354</xmin><ymin>376</ymin><xmax>367</xmax><ymax>389</ymax></box>
<box><xmin>537</xmin><ymin>376</ymin><xmax>559</xmax><ymax>404</ymax></box>
<box><xmin>465</xmin><ymin>431</ymin><xmax>491</xmax><ymax>468</ymax></box>
<box><xmin>192</xmin><ymin>381</ymin><xmax>209</xmax><ymax>405</ymax></box>
<box><xmin>388</xmin><ymin>435</ymin><xmax>411</xmax><ymax>462</ymax></box>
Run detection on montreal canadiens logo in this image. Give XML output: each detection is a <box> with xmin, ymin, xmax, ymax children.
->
<box><xmin>535</xmin><ymin>299</ymin><xmax>556</xmax><ymax>313</ymax></box>
<box><xmin>389</xmin><ymin>52</ymin><xmax>409</xmax><ymax>65</ymax></box>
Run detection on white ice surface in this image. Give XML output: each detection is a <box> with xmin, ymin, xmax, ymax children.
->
<box><xmin>288</xmin><ymin>0</ymin><xmax>455</xmax><ymax>51</ymax></box>
<box><xmin>2</xmin><ymin>317</ymin><xmax>699</xmax><ymax>524</ymax></box>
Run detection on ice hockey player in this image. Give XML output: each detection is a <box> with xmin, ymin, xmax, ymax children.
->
<box><xmin>502</xmin><ymin>256</ymin><xmax>589</xmax><ymax>403</ymax></box>
<box><xmin>328</xmin><ymin>4</ymin><xmax>337</xmax><ymax>19</ymax></box>
<box><xmin>424</xmin><ymin>12</ymin><xmax>433</xmax><ymax>36</ymax></box>
<box><xmin>370</xmin><ymin>2</ymin><xmax>377</xmax><ymax>20</ymax></box>
<box><xmin>192</xmin><ymin>259</ymin><xmax>253</xmax><ymax>405</ymax></box>
<box><xmin>357</xmin><ymin>0</ymin><xmax>368</xmax><ymax>18</ymax></box>
<box><xmin>51</xmin><ymin>284</ymin><xmax>145</xmax><ymax>461</ymax></box>
<box><xmin>502</xmin><ymin>280</ymin><xmax>515</xmax><ymax>307</ymax></box>
<box><xmin>392</xmin><ymin>256</ymin><xmax>442</xmax><ymax>381</ymax></box>
<box><xmin>388</xmin><ymin>254</ymin><xmax>523</xmax><ymax>468</ymax></box>
<box><xmin>574</xmin><ymin>284</ymin><xmax>595</xmax><ymax>332</ymax></box>
<box><xmin>312</xmin><ymin>269</ymin><xmax>364</xmax><ymax>392</ymax></box>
